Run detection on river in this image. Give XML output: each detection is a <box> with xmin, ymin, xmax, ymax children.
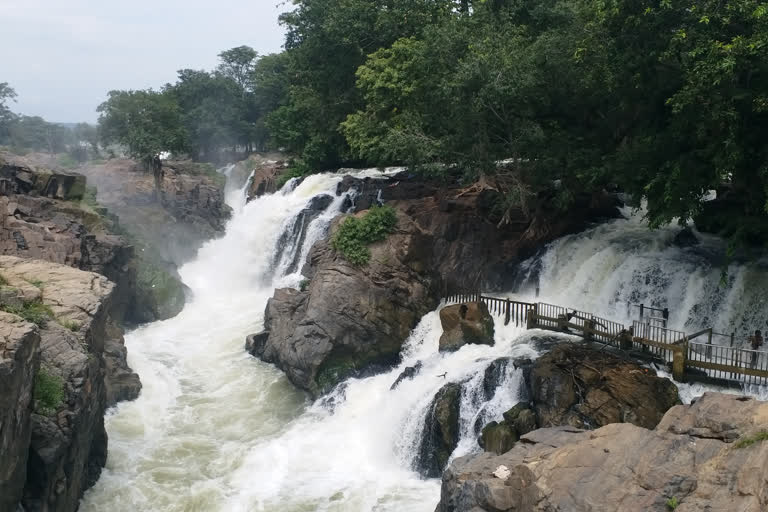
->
<box><xmin>80</xmin><ymin>170</ymin><xmax>768</xmax><ymax>511</ymax></box>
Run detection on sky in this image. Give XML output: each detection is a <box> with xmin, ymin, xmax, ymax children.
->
<box><xmin>0</xmin><ymin>0</ymin><xmax>290</xmax><ymax>123</ymax></box>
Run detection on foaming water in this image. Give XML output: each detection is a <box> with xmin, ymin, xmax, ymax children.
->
<box><xmin>513</xmin><ymin>208</ymin><xmax>768</xmax><ymax>344</ymax></box>
<box><xmin>81</xmin><ymin>168</ymin><xmax>534</xmax><ymax>512</ymax></box>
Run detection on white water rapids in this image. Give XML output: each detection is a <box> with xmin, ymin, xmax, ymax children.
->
<box><xmin>80</xmin><ymin>173</ymin><xmax>767</xmax><ymax>511</ymax></box>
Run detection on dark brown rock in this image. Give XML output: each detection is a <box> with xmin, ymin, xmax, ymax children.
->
<box><xmin>531</xmin><ymin>344</ymin><xmax>680</xmax><ymax>430</ymax></box>
<box><xmin>253</xmin><ymin>210</ymin><xmax>440</xmax><ymax>396</ymax></box>
<box><xmin>439</xmin><ymin>302</ymin><xmax>495</xmax><ymax>351</ymax></box>
<box><xmin>479</xmin><ymin>421</ymin><xmax>517</xmax><ymax>455</ymax></box>
<box><xmin>244</xmin><ymin>158</ymin><xmax>288</xmax><ymax>201</ymax></box>
<box><xmin>0</xmin><ymin>313</ymin><xmax>40</xmax><ymax>512</ymax></box>
<box><xmin>416</xmin><ymin>383</ymin><xmax>462</xmax><ymax>478</ymax></box>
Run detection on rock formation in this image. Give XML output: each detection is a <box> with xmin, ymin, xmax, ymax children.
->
<box><xmin>530</xmin><ymin>344</ymin><xmax>680</xmax><ymax>429</ymax></box>
<box><xmin>438</xmin><ymin>302</ymin><xmax>495</xmax><ymax>351</ymax></box>
<box><xmin>0</xmin><ymin>312</ymin><xmax>39</xmax><ymax>512</ymax></box>
<box><xmin>0</xmin><ymin>154</ymin><xmax>137</xmax><ymax>323</ymax></box>
<box><xmin>437</xmin><ymin>392</ymin><xmax>768</xmax><ymax>512</ymax></box>
<box><xmin>252</xmin><ymin>171</ymin><xmax>619</xmax><ymax>396</ymax></box>
<box><xmin>416</xmin><ymin>382</ymin><xmax>463</xmax><ymax>478</ymax></box>
<box><xmin>0</xmin><ymin>255</ymin><xmax>140</xmax><ymax>512</ymax></box>
<box><xmin>77</xmin><ymin>158</ymin><xmax>231</xmax><ymax>266</ymax></box>
<box><xmin>249</xmin><ymin>209</ymin><xmax>441</xmax><ymax>396</ymax></box>
<box><xmin>243</xmin><ymin>156</ymin><xmax>288</xmax><ymax>201</ymax></box>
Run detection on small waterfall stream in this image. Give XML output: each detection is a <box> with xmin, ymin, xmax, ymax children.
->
<box><xmin>80</xmin><ymin>174</ymin><xmax>768</xmax><ymax>511</ymax></box>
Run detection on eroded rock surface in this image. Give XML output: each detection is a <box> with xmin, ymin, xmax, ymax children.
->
<box><xmin>438</xmin><ymin>393</ymin><xmax>768</xmax><ymax>512</ymax></box>
<box><xmin>0</xmin><ymin>312</ymin><xmax>40</xmax><ymax>512</ymax></box>
<box><xmin>531</xmin><ymin>344</ymin><xmax>680</xmax><ymax>429</ymax></box>
<box><xmin>251</xmin><ymin>210</ymin><xmax>440</xmax><ymax>396</ymax></box>
<box><xmin>0</xmin><ymin>256</ymin><xmax>140</xmax><ymax>512</ymax></box>
<box><xmin>416</xmin><ymin>382</ymin><xmax>462</xmax><ymax>478</ymax></box>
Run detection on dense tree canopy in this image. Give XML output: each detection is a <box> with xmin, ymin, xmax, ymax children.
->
<box><xmin>91</xmin><ymin>0</ymin><xmax>768</xmax><ymax>245</ymax></box>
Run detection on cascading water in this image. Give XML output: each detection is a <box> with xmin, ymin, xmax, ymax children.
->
<box><xmin>80</xmin><ymin>169</ymin><xmax>534</xmax><ymax>512</ymax></box>
<box><xmin>513</xmin><ymin>207</ymin><xmax>768</xmax><ymax>346</ymax></box>
<box><xmin>80</xmin><ymin>172</ymin><xmax>768</xmax><ymax>512</ymax></box>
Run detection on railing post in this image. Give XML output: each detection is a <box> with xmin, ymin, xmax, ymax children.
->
<box><xmin>730</xmin><ymin>332</ymin><xmax>735</xmax><ymax>348</ymax></box>
<box><xmin>504</xmin><ymin>298</ymin><xmax>511</xmax><ymax>326</ymax></box>
<box><xmin>706</xmin><ymin>328</ymin><xmax>713</xmax><ymax>359</ymax></box>
<box><xmin>526</xmin><ymin>305</ymin><xmax>537</xmax><ymax>330</ymax></box>
<box><xmin>639</xmin><ymin>304</ymin><xmax>644</xmax><ymax>323</ymax></box>
<box><xmin>662</xmin><ymin>307</ymin><xmax>669</xmax><ymax>328</ymax></box>
<box><xmin>535</xmin><ymin>286</ymin><xmax>540</xmax><ymax>298</ymax></box>
<box><xmin>619</xmin><ymin>328</ymin><xmax>632</xmax><ymax>351</ymax></box>
<box><xmin>672</xmin><ymin>338</ymin><xmax>687</xmax><ymax>382</ymax></box>
<box><xmin>584</xmin><ymin>319</ymin><xmax>594</xmax><ymax>342</ymax></box>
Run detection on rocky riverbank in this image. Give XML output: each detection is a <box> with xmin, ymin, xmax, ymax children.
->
<box><xmin>0</xmin><ymin>256</ymin><xmax>139</xmax><ymax>512</ymax></box>
<box><xmin>437</xmin><ymin>392</ymin><xmax>768</xmax><ymax>511</ymax></box>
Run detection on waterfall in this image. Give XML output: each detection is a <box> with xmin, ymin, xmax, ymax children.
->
<box><xmin>79</xmin><ymin>173</ymin><xmax>768</xmax><ymax>512</ymax></box>
<box><xmin>512</xmin><ymin>207</ymin><xmax>768</xmax><ymax>347</ymax></box>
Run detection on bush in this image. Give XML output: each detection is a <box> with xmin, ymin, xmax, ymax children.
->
<box><xmin>1</xmin><ymin>300</ymin><xmax>54</xmax><ymax>327</ymax></box>
<box><xmin>34</xmin><ymin>368</ymin><xmax>65</xmax><ymax>414</ymax></box>
<box><xmin>299</xmin><ymin>279</ymin><xmax>310</xmax><ymax>292</ymax></box>
<box><xmin>666</xmin><ymin>497</ymin><xmax>679</xmax><ymax>510</ymax></box>
<box><xmin>58</xmin><ymin>318</ymin><xmax>80</xmax><ymax>332</ymax></box>
<box><xmin>331</xmin><ymin>206</ymin><xmax>397</xmax><ymax>265</ymax></box>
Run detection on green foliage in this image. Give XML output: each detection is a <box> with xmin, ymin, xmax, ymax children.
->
<box><xmin>56</xmin><ymin>153</ymin><xmax>78</xmax><ymax>169</ymax></box>
<box><xmin>734</xmin><ymin>430</ymin><xmax>768</xmax><ymax>448</ymax></box>
<box><xmin>58</xmin><ymin>318</ymin><xmax>80</xmax><ymax>332</ymax></box>
<box><xmin>331</xmin><ymin>206</ymin><xmax>397</xmax><ymax>265</ymax></box>
<box><xmin>34</xmin><ymin>368</ymin><xmax>65</xmax><ymax>415</ymax></box>
<box><xmin>97</xmin><ymin>89</ymin><xmax>187</xmax><ymax>165</ymax></box>
<box><xmin>299</xmin><ymin>279</ymin><xmax>310</xmax><ymax>292</ymax></box>
<box><xmin>666</xmin><ymin>497</ymin><xmax>679</xmax><ymax>510</ymax></box>
<box><xmin>1</xmin><ymin>300</ymin><xmax>54</xmax><ymax>327</ymax></box>
<box><xmin>0</xmin><ymin>274</ymin><xmax>7</xmax><ymax>286</ymax></box>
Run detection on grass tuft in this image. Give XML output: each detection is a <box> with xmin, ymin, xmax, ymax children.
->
<box><xmin>734</xmin><ymin>430</ymin><xmax>768</xmax><ymax>449</ymax></box>
<box><xmin>34</xmin><ymin>368</ymin><xmax>65</xmax><ymax>415</ymax></box>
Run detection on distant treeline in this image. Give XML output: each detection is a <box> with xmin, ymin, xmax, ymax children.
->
<box><xmin>0</xmin><ymin>83</ymin><xmax>99</xmax><ymax>165</ymax></box>
<box><xmin>7</xmin><ymin>0</ymin><xmax>768</xmax><ymax>245</ymax></box>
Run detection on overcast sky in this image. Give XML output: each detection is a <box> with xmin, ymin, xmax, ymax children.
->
<box><xmin>0</xmin><ymin>0</ymin><xmax>290</xmax><ymax>123</ymax></box>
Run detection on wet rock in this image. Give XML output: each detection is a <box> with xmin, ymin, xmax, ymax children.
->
<box><xmin>504</xmin><ymin>404</ymin><xmax>537</xmax><ymax>437</ymax></box>
<box><xmin>482</xmin><ymin>358</ymin><xmax>510</xmax><ymax>400</ymax></box>
<box><xmin>438</xmin><ymin>393</ymin><xmax>768</xmax><ymax>512</ymax></box>
<box><xmin>531</xmin><ymin>344</ymin><xmax>680</xmax><ymax>429</ymax></box>
<box><xmin>245</xmin><ymin>331</ymin><xmax>270</xmax><ymax>357</ymax></box>
<box><xmin>438</xmin><ymin>302</ymin><xmax>495</xmax><ymax>352</ymax></box>
<box><xmin>0</xmin><ymin>313</ymin><xmax>40</xmax><ymax>512</ymax></box>
<box><xmin>390</xmin><ymin>361</ymin><xmax>423</xmax><ymax>390</ymax></box>
<box><xmin>272</xmin><ymin>194</ymin><xmax>334</xmax><ymax>274</ymax></box>
<box><xmin>479</xmin><ymin>421</ymin><xmax>517</xmax><ymax>455</ymax></box>
<box><xmin>673</xmin><ymin>226</ymin><xmax>700</xmax><ymax>248</ymax></box>
<box><xmin>254</xmin><ymin>210</ymin><xmax>440</xmax><ymax>396</ymax></box>
<box><xmin>416</xmin><ymin>382</ymin><xmax>462</xmax><ymax>478</ymax></box>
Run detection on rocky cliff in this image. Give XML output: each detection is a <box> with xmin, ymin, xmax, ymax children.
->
<box><xmin>0</xmin><ymin>154</ymin><xmax>136</xmax><ymax>323</ymax></box>
<box><xmin>0</xmin><ymin>256</ymin><xmax>139</xmax><ymax>512</ymax></box>
<box><xmin>77</xmin><ymin>158</ymin><xmax>231</xmax><ymax>267</ymax></box>
<box><xmin>251</xmin><ymin>171</ymin><xmax>620</xmax><ymax>396</ymax></box>
<box><xmin>437</xmin><ymin>392</ymin><xmax>768</xmax><ymax>512</ymax></box>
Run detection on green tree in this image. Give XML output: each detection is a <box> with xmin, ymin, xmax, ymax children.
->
<box><xmin>0</xmin><ymin>82</ymin><xmax>18</xmax><ymax>142</ymax></box>
<box><xmin>97</xmin><ymin>89</ymin><xmax>187</xmax><ymax>167</ymax></box>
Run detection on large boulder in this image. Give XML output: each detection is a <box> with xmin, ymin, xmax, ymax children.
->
<box><xmin>439</xmin><ymin>302</ymin><xmax>495</xmax><ymax>351</ymax></box>
<box><xmin>0</xmin><ymin>312</ymin><xmax>40</xmax><ymax>512</ymax></box>
<box><xmin>244</xmin><ymin>157</ymin><xmax>288</xmax><ymax>201</ymax></box>
<box><xmin>437</xmin><ymin>393</ymin><xmax>768</xmax><ymax>512</ymax></box>
<box><xmin>251</xmin><ymin>210</ymin><xmax>441</xmax><ymax>396</ymax></box>
<box><xmin>0</xmin><ymin>256</ymin><xmax>140</xmax><ymax>512</ymax></box>
<box><xmin>415</xmin><ymin>382</ymin><xmax>462</xmax><ymax>478</ymax></box>
<box><xmin>531</xmin><ymin>344</ymin><xmax>680</xmax><ymax>429</ymax></box>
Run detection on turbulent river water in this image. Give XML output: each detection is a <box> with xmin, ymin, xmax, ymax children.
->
<box><xmin>80</xmin><ymin>170</ymin><xmax>768</xmax><ymax>511</ymax></box>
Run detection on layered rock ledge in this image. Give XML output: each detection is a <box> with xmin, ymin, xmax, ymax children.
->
<box><xmin>0</xmin><ymin>255</ymin><xmax>140</xmax><ymax>512</ymax></box>
<box><xmin>437</xmin><ymin>392</ymin><xmax>768</xmax><ymax>512</ymax></box>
